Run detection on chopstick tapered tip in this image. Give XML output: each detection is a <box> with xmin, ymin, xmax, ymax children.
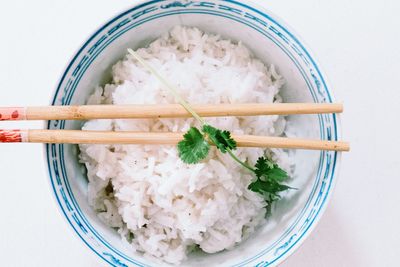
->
<box><xmin>335</xmin><ymin>141</ymin><xmax>350</xmax><ymax>152</ymax></box>
<box><xmin>336</xmin><ymin>103</ymin><xmax>344</xmax><ymax>113</ymax></box>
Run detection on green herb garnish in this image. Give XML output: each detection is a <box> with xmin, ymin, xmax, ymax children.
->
<box><xmin>249</xmin><ymin>157</ymin><xmax>291</xmax><ymax>215</ymax></box>
<box><xmin>176</xmin><ymin>125</ymin><xmax>237</xmax><ymax>164</ymax></box>
<box><xmin>177</xmin><ymin>127</ymin><xmax>209</xmax><ymax>164</ymax></box>
<box><xmin>202</xmin><ymin>125</ymin><xmax>236</xmax><ymax>153</ymax></box>
<box><xmin>251</xmin><ymin>157</ymin><xmax>291</xmax><ymax>195</ymax></box>
<box><xmin>127</xmin><ymin>49</ymin><xmax>292</xmax><ymax>212</ymax></box>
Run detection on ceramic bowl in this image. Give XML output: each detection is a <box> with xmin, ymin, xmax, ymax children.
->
<box><xmin>46</xmin><ymin>0</ymin><xmax>341</xmax><ymax>266</ymax></box>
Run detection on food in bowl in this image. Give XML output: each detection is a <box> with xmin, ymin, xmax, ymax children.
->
<box><xmin>79</xmin><ymin>26</ymin><xmax>294</xmax><ymax>264</ymax></box>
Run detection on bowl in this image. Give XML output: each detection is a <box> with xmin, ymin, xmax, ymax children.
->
<box><xmin>45</xmin><ymin>0</ymin><xmax>341</xmax><ymax>266</ymax></box>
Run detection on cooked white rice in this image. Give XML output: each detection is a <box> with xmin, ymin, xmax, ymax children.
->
<box><xmin>79</xmin><ymin>26</ymin><xmax>291</xmax><ymax>265</ymax></box>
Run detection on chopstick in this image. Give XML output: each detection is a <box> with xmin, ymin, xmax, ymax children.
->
<box><xmin>0</xmin><ymin>103</ymin><xmax>343</xmax><ymax>121</ymax></box>
<box><xmin>0</xmin><ymin>129</ymin><xmax>350</xmax><ymax>151</ymax></box>
<box><xmin>0</xmin><ymin>103</ymin><xmax>348</xmax><ymax>151</ymax></box>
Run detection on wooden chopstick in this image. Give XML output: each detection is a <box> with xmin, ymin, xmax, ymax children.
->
<box><xmin>0</xmin><ymin>129</ymin><xmax>350</xmax><ymax>151</ymax></box>
<box><xmin>0</xmin><ymin>103</ymin><xmax>343</xmax><ymax>121</ymax></box>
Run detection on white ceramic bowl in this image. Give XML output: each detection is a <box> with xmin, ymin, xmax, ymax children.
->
<box><xmin>46</xmin><ymin>1</ymin><xmax>341</xmax><ymax>266</ymax></box>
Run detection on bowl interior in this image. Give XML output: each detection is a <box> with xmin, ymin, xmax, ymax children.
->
<box><xmin>46</xmin><ymin>1</ymin><xmax>340</xmax><ymax>266</ymax></box>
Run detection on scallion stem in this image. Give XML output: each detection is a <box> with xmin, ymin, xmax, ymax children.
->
<box><xmin>227</xmin><ymin>148</ymin><xmax>255</xmax><ymax>172</ymax></box>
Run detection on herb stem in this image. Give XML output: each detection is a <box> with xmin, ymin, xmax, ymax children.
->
<box><xmin>227</xmin><ymin>148</ymin><xmax>255</xmax><ymax>172</ymax></box>
<box><xmin>128</xmin><ymin>49</ymin><xmax>205</xmax><ymax>125</ymax></box>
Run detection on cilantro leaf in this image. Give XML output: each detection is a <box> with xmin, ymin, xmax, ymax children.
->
<box><xmin>248</xmin><ymin>179</ymin><xmax>291</xmax><ymax>196</ymax></box>
<box><xmin>267</xmin><ymin>167</ymin><xmax>289</xmax><ymax>182</ymax></box>
<box><xmin>254</xmin><ymin>156</ymin><xmax>272</xmax><ymax>179</ymax></box>
<box><xmin>177</xmin><ymin>127</ymin><xmax>210</xmax><ymax>164</ymax></box>
<box><xmin>220</xmin><ymin>130</ymin><xmax>236</xmax><ymax>150</ymax></box>
<box><xmin>254</xmin><ymin>157</ymin><xmax>288</xmax><ymax>182</ymax></box>
<box><xmin>249</xmin><ymin>157</ymin><xmax>292</xmax><ymax>210</ymax></box>
<box><xmin>202</xmin><ymin>124</ymin><xmax>237</xmax><ymax>153</ymax></box>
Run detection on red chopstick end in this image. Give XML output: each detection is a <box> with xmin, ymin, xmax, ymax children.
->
<box><xmin>0</xmin><ymin>107</ymin><xmax>25</xmax><ymax>121</ymax></box>
<box><xmin>0</xmin><ymin>130</ymin><xmax>23</xmax><ymax>143</ymax></box>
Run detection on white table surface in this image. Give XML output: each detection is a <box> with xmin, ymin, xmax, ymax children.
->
<box><xmin>1</xmin><ymin>0</ymin><xmax>399</xmax><ymax>266</ymax></box>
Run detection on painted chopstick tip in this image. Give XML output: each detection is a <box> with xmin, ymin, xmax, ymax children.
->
<box><xmin>0</xmin><ymin>107</ymin><xmax>27</xmax><ymax>121</ymax></box>
<box><xmin>0</xmin><ymin>129</ymin><xmax>25</xmax><ymax>143</ymax></box>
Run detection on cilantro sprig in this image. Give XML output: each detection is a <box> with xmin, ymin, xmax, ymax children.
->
<box><xmin>250</xmin><ymin>157</ymin><xmax>292</xmax><ymax>215</ymax></box>
<box><xmin>178</xmin><ymin>124</ymin><xmax>237</xmax><ymax>164</ymax></box>
<box><xmin>128</xmin><ymin>49</ymin><xmax>292</xmax><ymax>212</ymax></box>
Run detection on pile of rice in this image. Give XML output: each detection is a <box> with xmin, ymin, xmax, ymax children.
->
<box><xmin>79</xmin><ymin>26</ymin><xmax>291</xmax><ymax>265</ymax></box>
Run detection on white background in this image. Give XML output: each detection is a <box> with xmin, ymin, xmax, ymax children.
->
<box><xmin>0</xmin><ymin>0</ymin><xmax>399</xmax><ymax>266</ymax></box>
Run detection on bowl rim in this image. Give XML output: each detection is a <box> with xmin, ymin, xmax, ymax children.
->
<box><xmin>44</xmin><ymin>0</ymin><xmax>342</xmax><ymax>266</ymax></box>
